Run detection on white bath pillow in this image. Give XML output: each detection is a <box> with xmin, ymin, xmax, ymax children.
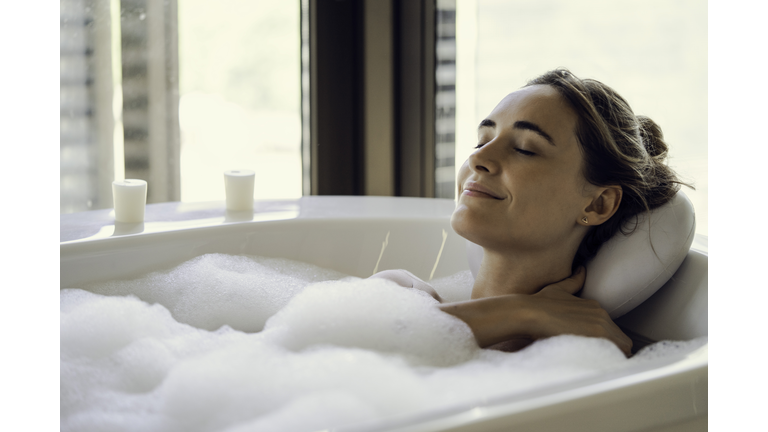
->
<box><xmin>466</xmin><ymin>191</ymin><xmax>696</xmax><ymax>318</ymax></box>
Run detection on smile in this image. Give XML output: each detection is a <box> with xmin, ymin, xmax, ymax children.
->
<box><xmin>462</xmin><ymin>181</ymin><xmax>504</xmax><ymax>200</ymax></box>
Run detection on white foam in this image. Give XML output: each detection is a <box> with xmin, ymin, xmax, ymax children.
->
<box><xmin>430</xmin><ymin>270</ymin><xmax>474</xmax><ymax>303</ymax></box>
<box><xmin>263</xmin><ymin>278</ymin><xmax>478</xmax><ymax>367</ymax></box>
<box><xmin>83</xmin><ymin>253</ymin><xmax>349</xmax><ymax>332</ymax></box>
<box><xmin>61</xmin><ymin>253</ymin><xmax>707</xmax><ymax>432</ymax></box>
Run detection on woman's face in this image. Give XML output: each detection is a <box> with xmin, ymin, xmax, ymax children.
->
<box><xmin>451</xmin><ymin>85</ymin><xmax>595</xmax><ymax>252</ymax></box>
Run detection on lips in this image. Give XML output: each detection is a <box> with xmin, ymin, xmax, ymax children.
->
<box><xmin>462</xmin><ymin>181</ymin><xmax>504</xmax><ymax>200</ymax></box>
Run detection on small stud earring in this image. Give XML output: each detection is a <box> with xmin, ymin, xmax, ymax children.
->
<box><xmin>582</xmin><ymin>216</ymin><xmax>589</xmax><ymax>224</ymax></box>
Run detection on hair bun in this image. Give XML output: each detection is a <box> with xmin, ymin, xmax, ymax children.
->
<box><xmin>637</xmin><ymin>115</ymin><xmax>668</xmax><ymax>160</ymax></box>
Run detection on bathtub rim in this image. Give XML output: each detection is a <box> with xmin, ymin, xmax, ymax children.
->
<box><xmin>345</xmin><ymin>343</ymin><xmax>707</xmax><ymax>432</ymax></box>
<box><xmin>60</xmin><ymin>196</ymin><xmax>460</xmax><ymax>244</ymax></box>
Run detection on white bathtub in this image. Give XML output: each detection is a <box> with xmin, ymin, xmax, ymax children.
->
<box><xmin>60</xmin><ymin>196</ymin><xmax>708</xmax><ymax>432</ymax></box>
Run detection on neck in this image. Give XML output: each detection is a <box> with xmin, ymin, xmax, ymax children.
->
<box><xmin>471</xmin><ymin>245</ymin><xmax>578</xmax><ymax>299</ymax></box>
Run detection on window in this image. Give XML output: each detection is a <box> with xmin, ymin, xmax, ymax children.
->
<box><xmin>178</xmin><ymin>0</ymin><xmax>301</xmax><ymax>202</ymax></box>
<box><xmin>60</xmin><ymin>0</ymin><xmax>121</xmax><ymax>213</ymax></box>
<box><xmin>59</xmin><ymin>0</ymin><xmax>302</xmax><ymax>213</ymax></box>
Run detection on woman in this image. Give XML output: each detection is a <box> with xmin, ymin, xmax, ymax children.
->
<box><xmin>377</xmin><ymin>69</ymin><xmax>685</xmax><ymax>357</ymax></box>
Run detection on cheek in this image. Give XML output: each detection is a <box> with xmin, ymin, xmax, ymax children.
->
<box><xmin>507</xmin><ymin>168</ymin><xmax>585</xmax><ymax>224</ymax></box>
<box><xmin>456</xmin><ymin>162</ymin><xmax>471</xmax><ymax>188</ymax></box>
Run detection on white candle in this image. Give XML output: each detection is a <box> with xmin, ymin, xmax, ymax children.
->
<box><xmin>224</xmin><ymin>170</ymin><xmax>255</xmax><ymax>211</ymax></box>
<box><xmin>112</xmin><ymin>179</ymin><xmax>148</xmax><ymax>223</ymax></box>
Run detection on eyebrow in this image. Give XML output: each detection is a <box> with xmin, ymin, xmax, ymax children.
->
<box><xmin>478</xmin><ymin>118</ymin><xmax>556</xmax><ymax>146</ymax></box>
<box><xmin>513</xmin><ymin>121</ymin><xmax>556</xmax><ymax>146</ymax></box>
<box><xmin>479</xmin><ymin>118</ymin><xmax>496</xmax><ymax>128</ymax></box>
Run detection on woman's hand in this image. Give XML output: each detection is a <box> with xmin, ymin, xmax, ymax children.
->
<box><xmin>524</xmin><ymin>267</ymin><xmax>633</xmax><ymax>356</ymax></box>
<box><xmin>369</xmin><ymin>269</ymin><xmax>443</xmax><ymax>302</ymax></box>
<box><xmin>439</xmin><ymin>267</ymin><xmax>632</xmax><ymax>356</ymax></box>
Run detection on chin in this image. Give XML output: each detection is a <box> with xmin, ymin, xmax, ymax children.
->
<box><xmin>450</xmin><ymin>208</ymin><xmax>492</xmax><ymax>248</ymax></box>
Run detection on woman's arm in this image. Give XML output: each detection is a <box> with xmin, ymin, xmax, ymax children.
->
<box><xmin>439</xmin><ymin>267</ymin><xmax>633</xmax><ymax>356</ymax></box>
<box><xmin>371</xmin><ymin>267</ymin><xmax>631</xmax><ymax>356</ymax></box>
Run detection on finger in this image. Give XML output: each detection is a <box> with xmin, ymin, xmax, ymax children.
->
<box><xmin>605</xmin><ymin>323</ymin><xmax>633</xmax><ymax>357</ymax></box>
<box><xmin>618</xmin><ymin>333</ymin><xmax>633</xmax><ymax>357</ymax></box>
<box><xmin>612</xmin><ymin>335</ymin><xmax>632</xmax><ymax>357</ymax></box>
<box><xmin>555</xmin><ymin>266</ymin><xmax>586</xmax><ymax>295</ymax></box>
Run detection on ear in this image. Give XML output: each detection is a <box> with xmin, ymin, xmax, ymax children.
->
<box><xmin>581</xmin><ymin>186</ymin><xmax>622</xmax><ymax>226</ymax></box>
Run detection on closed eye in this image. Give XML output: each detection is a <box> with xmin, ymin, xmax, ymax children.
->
<box><xmin>474</xmin><ymin>144</ymin><xmax>535</xmax><ymax>156</ymax></box>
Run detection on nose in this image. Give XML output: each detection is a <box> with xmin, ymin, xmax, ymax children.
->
<box><xmin>468</xmin><ymin>141</ymin><xmax>500</xmax><ymax>175</ymax></box>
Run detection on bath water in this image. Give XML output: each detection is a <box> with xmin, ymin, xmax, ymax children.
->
<box><xmin>60</xmin><ymin>253</ymin><xmax>706</xmax><ymax>432</ymax></box>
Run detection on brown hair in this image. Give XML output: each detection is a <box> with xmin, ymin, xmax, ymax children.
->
<box><xmin>526</xmin><ymin>69</ymin><xmax>689</xmax><ymax>267</ymax></box>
